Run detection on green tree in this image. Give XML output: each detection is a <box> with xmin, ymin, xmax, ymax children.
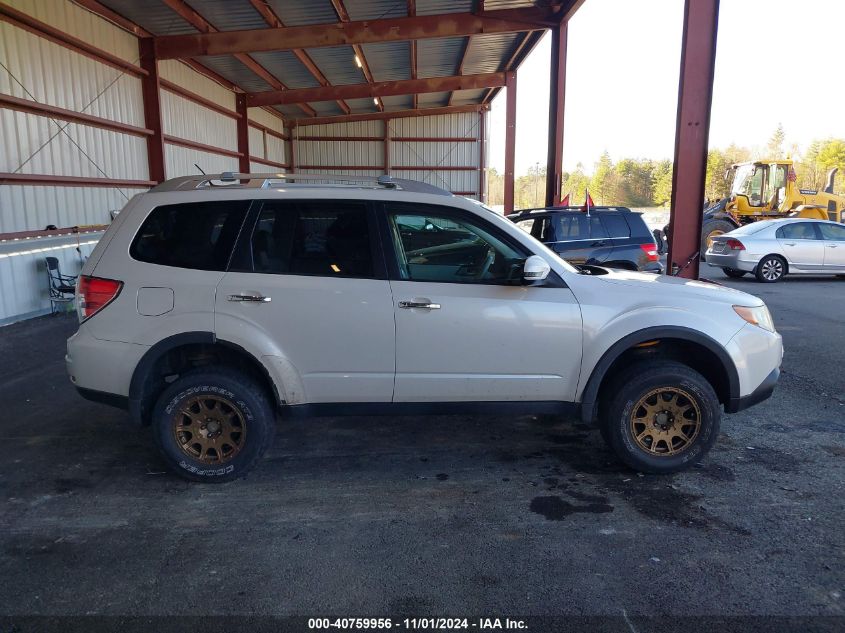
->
<box><xmin>766</xmin><ymin>123</ymin><xmax>785</xmax><ymax>158</ymax></box>
<box><xmin>652</xmin><ymin>160</ymin><xmax>673</xmax><ymax>207</ymax></box>
<box><xmin>590</xmin><ymin>151</ymin><xmax>615</xmax><ymax>204</ymax></box>
<box><xmin>561</xmin><ymin>162</ymin><xmax>589</xmax><ymax>204</ymax></box>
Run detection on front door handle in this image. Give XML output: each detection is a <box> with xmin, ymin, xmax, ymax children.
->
<box><xmin>826</xmin><ymin>244</ymin><xmax>838</xmax><ymax>248</ymax></box>
<box><xmin>783</xmin><ymin>242</ymin><xmax>796</xmax><ymax>246</ymax></box>
<box><xmin>399</xmin><ymin>300</ymin><xmax>441</xmax><ymax>310</ymax></box>
<box><xmin>228</xmin><ymin>294</ymin><xmax>271</xmax><ymax>303</ymax></box>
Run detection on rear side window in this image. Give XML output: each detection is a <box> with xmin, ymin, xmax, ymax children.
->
<box><xmin>557</xmin><ymin>215</ymin><xmax>607</xmax><ymax>240</ymax></box>
<box><xmin>601</xmin><ymin>214</ymin><xmax>631</xmax><ymax>238</ymax></box>
<box><xmin>250</xmin><ymin>201</ymin><xmax>373</xmax><ymax>278</ymax></box>
<box><xmin>776</xmin><ymin>223</ymin><xmax>819</xmax><ymax>240</ymax></box>
<box><xmin>130</xmin><ymin>201</ymin><xmax>249</xmax><ymax>270</ymax></box>
<box><xmin>818</xmin><ymin>223</ymin><xmax>845</xmax><ymax>240</ymax></box>
<box><xmin>515</xmin><ymin>217</ymin><xmax>554</xmax><ymax>240</ymax></box>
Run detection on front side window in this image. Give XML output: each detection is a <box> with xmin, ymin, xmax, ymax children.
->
<box><xmin>251</xmin><ymin>201</ymin><xmax>373</xmax><ymax>278</ymax></box>
<box><xmin>776</xmin><ymin>223</ymin><xmax>819</xmax><ymax>240</ymax></box>
<box><xmin>388</xmin><ymin>209</ymin><xmax>525</xmax><ymax>284</ymax></box>
<box><xmin>515</xmin><ymin>217</ymin><xmax>553</xmax><ymax>241</ymax></box>
<box><xmin>130</xmin><ymin>201</ymin><xmax>249</xmax><ymax>271</ymax></box>
<box><xmin>818</xmin><ymin>223</ymin><xmax>845</xmax><ymax>241</ymax></box>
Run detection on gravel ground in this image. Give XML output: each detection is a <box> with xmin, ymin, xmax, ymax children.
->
<box><xmin>0</xmin><ymin>265</ymin><xmax>842</xmax><ymax>631</ymax></box>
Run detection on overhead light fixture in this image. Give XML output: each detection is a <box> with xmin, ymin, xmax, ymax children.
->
<box><xmin>354</xmin><ymin>55</ymin><xmax>362</xmax><ymax>68</ymax></box>
<box><xmin>373</xmin><ymin>97</ymin><xmax>379</xmax><ymax>105</ymax></box>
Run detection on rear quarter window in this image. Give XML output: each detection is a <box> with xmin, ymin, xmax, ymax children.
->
<box><xmin>130</xmin><ymin>201</ymin><xmax>250</xmax><ymax>271</ymax></box>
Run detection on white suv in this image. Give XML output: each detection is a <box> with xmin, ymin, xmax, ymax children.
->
<box><xmin>66</xmin><ymin>173</ymin><xmax>783</xmax><ymax>482</ymax></box>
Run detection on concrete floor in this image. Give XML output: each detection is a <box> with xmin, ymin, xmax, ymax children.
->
<box><xmin>1</xmin><ymin>264</ymin><xmax>843</xmax><ymax>624</ymax></box>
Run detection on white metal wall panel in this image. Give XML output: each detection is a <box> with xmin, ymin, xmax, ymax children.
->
<box><xmin>395</xmin><ymin>169</ymin><xmax>478</xmax><ymax>195</ymax></box>
<box><xmin>0</xmin><ymin>186</ymin><xmax>141</xmax><ymax>234</ymax></box>
<box><xmin>0</xmin><ymin>234</ymin><xmax>100</xmax><ymax>324</ymax></box>
<box><xmin>0</xmin><ymin>110</ymin><xmax>148</xmax><ymax>180</ymax></box>
<box><xmin>389</xmin><ymin>112</ymin><xmax>479</xmax><ymax>138</ymax></box>
<box><xmin>6</xmin><ymin>0</ymin><xmax>138</xmax><ymax>63</ymax></box>
<box><xmin>247</xmin><ymin>107</ymin><xmax>285</xmax><ymax>133</ymax></box>
<box><xmin>390</xmin><ymin>141</ymin><xmax>478</xmax><ymax>168</ymax></box>
<box><xmin>165</xmin><ymin>145</ymin><xmax>238</xmax><ymax>177</ymax></box>
<box><xmin>296</xmin><ymin>120</ymin><xmax>385</xmax><ymax>138</ymax></box>
<box><xmin>249</xmin><ymin>161</ymin><xmax>285</xmax><ymax>173</ymax></box>
<box><xmin>298</xmin><ymin>140</ymin><xmax>383</xmax><ymax>168</ymax></box>
<box><xmin>161</xmin><ymin>91</ymin><xmax>237</xmax><ymax>150</ymax></box>
<box><xmin>159</xmin><ymin>60</ymin><xmax>236</xmax><ymax>113</ymax></box>
<box><xmin>266</xmin><ymin>135</ymin><xmax>286</xmax><ymax>164</ymax></box>
<box><xmin>0</xmin><ymin>22</ymin><xmax>144</xmax><ymax>126</ymax></box>
<box><xmin>248</xmin><ymin>126</ymin><xmax>265</xmax><ymax>159</ymax></box>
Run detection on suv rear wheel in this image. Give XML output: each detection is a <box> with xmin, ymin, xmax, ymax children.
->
<box><xmin>600</xmin><ymin>361</ymin><xmax>720</xmax><ymax>474</ymax></box>
<box><xmin>151</xmin><ymin>369</ymin><xmax>275</xmax><ymax>482</ymax></box>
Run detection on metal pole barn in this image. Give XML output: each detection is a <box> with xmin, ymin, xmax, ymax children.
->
<box><xmin>667</xmin><ymin>0</ymin><xmax>720</xmax><ymax>279</ymax></box>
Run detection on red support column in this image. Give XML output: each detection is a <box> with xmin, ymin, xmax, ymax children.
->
<box><xmin>545</xmin><ymin>23</ymin><xmax>566</xmax><ymax>207</ymax></box>
<box><xmin>667</xmin><ymin>0</ymin><xmax>720</xmax><ymax>279</ymax></box>
<box><xmin>235</xmin><ymin>93</ymin><xmax>250</xmax><ymax>173</ymax></box>
<box><xmin>478</xmin><ymin>109</ymin><xmax>486</xmax><ymax>203</ymax></box>
<box><xmin>285</xmin><ymin>125</ymin><xmax>296</xmax><ymax>172</ymax></box>
<box><xmin>139</xmin><ymin>38</ymin><xmax>165</xmax><ymax>183</ymax></box>
<box><xmin>504</xmin><ymin>70</ymin><xmax>516</xmax><ymax>214</ymax></box>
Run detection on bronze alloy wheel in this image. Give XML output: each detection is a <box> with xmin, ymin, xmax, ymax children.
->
<box><xmin>630</xmin><ymin>387</ymin><xmax>701</xmax><ymax>456</ymax></box>
<box><xmin>172</xmin><ymin>395</ymin><xmax>247</xmax><ymax>464</ymax></box>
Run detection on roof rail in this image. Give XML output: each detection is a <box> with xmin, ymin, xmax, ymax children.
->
<box><xmin>149</xmin><ymin>172</ymin><xmax>453</xmax><ymax>196</ymax></box>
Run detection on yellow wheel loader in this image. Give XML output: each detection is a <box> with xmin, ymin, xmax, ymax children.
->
<box><xmin>699</xmin><ymin>160</ymin><xmax>845</xmax><ymax>254</ymax></box>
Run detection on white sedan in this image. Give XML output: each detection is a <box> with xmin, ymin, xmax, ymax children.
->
<box><xmin>705</xmin><ymin>218</ymin><xmax>845</xmax><ymax>282</ymax></box>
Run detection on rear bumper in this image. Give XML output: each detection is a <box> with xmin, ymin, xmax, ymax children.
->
<box><xmin>704</xmin><ymin>251</ymin><xmax>756</xmax><ymax>272</ymax></box>
<box><xmin>726</xmin><ymin>367</ymin><xmax>779</xmax><ymax>413</ymax></box>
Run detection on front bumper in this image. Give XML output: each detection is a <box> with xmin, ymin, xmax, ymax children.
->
<box><xmin>725</xmin><ymin>367</ymin><xmax>779</xmax><ymax>413</ymax></box>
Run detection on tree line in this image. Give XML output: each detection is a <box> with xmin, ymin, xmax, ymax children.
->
<box><xmin>485</xmin><ymin>127</ymin><xmax>845</xmax><ymax>209</ymax></box>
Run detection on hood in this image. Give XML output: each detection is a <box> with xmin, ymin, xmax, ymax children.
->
<box><xmin>592</xmin><ymin>268</ymin><xmax>764</xmax><ymax>307</ymax></box>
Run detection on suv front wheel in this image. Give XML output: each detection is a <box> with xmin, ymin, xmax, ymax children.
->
<box><xmin>151</xmin><ymin>369</ymin><xmax>275</xmax><ymax>482</ymax></box>
<box><xmin>600</xmin><ymin>361</ymin><xmax>720</xmax><ymax>474</ymax></box>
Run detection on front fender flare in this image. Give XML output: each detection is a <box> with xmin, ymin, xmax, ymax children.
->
<box><xmin>578</xmin><ymin>326</ymin><xmax>740</xmax><ymax>424</ymax></box>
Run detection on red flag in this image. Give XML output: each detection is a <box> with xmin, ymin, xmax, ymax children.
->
<box><xmin>559</xmin><ymin>193</ymin><xmax>570</xmax><ymax>206</ymax></box>
<box><xmin>581</xmin><ymin>190</ymin><xmax>594</xmax><ymax>214</ymax></box>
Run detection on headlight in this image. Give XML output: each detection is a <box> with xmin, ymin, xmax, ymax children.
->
<box><xmin>733</xmin><ymin>304</ymin><xmax>775</xmax><ymax>332</ymax></box>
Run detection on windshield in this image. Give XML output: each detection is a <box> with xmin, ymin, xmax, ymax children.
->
<box><xmin>730</xmin><ymin>164</ymin><xmax>764</xmax><ymax>205</ymax></box>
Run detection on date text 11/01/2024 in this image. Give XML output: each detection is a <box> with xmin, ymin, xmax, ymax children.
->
<box><xmin>308</xmin><ymin>618</ymin><xmax>528</xmax><ymax>630</ymax></box>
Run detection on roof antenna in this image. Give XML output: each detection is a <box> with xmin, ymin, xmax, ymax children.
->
<box><xmin>194</xmin><ymin>163</ymin><xmax>206</xmax><ymax>175</ymax></box>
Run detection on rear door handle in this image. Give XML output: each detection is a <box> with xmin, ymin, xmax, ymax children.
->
<box><xmin>827</xmin><ymin>244</ymin><xmax>838</xmax><ymax>248</ymax></box>
<box><xmin>228</xmin><ymin>294</ymin><xmax>271</xmax><ymax>303</ymax></box>
<box><xmin>399</xmin><ymin>300</ymin><xmax>440</xmax><ymax>310</ymax></box>
<box><xmin>783</xmin><ymin>242</ymin><xmax>796</xmax><ymax>246</ymax></box>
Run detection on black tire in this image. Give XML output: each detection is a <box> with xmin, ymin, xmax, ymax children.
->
<box><xmin>701</xmin><ymin>219</ymin><xmax>737</xmax><ymax>257</ymax></box>
<box><xmin>151</xmin><ymin>368</ymin><xmax>275</xmax><ymax>482</ymax></box>
<box><xmin>599</xmin><ymin>361</ymin><xmax>721</xmax><ymax>474</ymax></box>
<box><xmin>755</xmin><ymin>255</ymin><xmax>787</xmax><ymax>283</ymax></box>
<box><xmin>722</xmin><ymin>267</ymin><xmax>747</xmax><ymax>278</ymax></box>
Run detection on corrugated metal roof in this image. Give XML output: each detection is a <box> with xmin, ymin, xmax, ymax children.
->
<box><xmin>462</xmin><ymin>32</ymin><xmax>521</xmax><ymax>74</ymax></box>
<box><xmin>415</xmin><ymin>0</ymin><xmax>474</xmax><ymax>15</ymax></box>
<box><xmin>98</xmin><ymin>0</ymin><xmax>197</xmax><ymax>35</ymax></box>
<box><xmin>195</xmin><ymin>55</ymin><xmax>273</xmax><ymax>92</ymax></box>
<box><xmin>251</xmin><ymin>51</ymin><xmax>321</xmax><ymax>89</ymax></box>
<box><xmin>482</xmin><ymin>0</ymin><xmax>536</xmax><ymax>9</ymax></box>
<box><xmin>305</xmin><ymin>46</ymin><xmax>367</xmax><ymax>86</ymax></box>
<box><xmin>186</xmin><ymin>0</ymin><xmax>268</xmax><ymax>30</ymax></box>
<box><xmin>344</xmin><ymin>0</ymin><xmax>408</xmax><ymax>21</ymax></box>
<box><xmin>360</xmin><ymin>42</ymin><xmax>411</xmax><ymax>82</ymax></box>
<box><xmin>274</xmin><ymin>105</ymin><xmax>304</xmax><ymax>117</ymax></box>
<box><xmin>344</xmin><ymin>97</ymin><xmax>380</xmax><ymax>113</ymax></box>
<box><xmin>417</xmin><ymin>91</ymin><xmax>450</xmax><ymax>107</ymax></box>
<box><xmin>308</xmin><ymin>101</ymin><xmax>346</xmax><ymax>115</ymax></box>
<box><xmin>449</xmin><ymin>88</ymin><xmax>487</xmax><ymax>105</ymax></box>
<box><xmin>417</xmin><ymin>37</ymin><xmax>464</xmax><ymax>78</ymax></box>
<box><xmin>381</xmin><ymin>95</ymin><xmax>414</xmax><ymax>110</ymax></box>
<box><xmin>266</xmin><ymin>0</ymin><xmax>339</xmax><ymax>25</ymax></box>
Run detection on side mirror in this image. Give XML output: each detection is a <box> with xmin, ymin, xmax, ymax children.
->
<box><xmin>523</xmin><ymin>255</ymin><xmax>551</xmax><ymax>283</ymax></box>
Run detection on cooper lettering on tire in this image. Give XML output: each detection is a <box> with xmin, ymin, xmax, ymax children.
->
<box><xmin>152</xmin><ymin>369</ymin><xmax>275</xmax><ymax>482</ymax></box>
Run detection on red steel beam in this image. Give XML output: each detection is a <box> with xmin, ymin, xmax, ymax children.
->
<box><xmin>410</xmin><ymin>40</ymin><xmax>419</xmax><ymax>109</ymax></box>
<box><xmin>248</xmin><ymin>73</ymin><xmax>505</xmax><ymax>107</ymax></box>
<box><xmin>384</xmin><ymin>118</ymin><xmax>391</xmax><ymax>174</ymax></box>
<box><xmin>139</xmin><ymin>38</ymin><xmax>166</xmax><ymax>183</ymax></box>
<box><xmin>289</xmin><ymin>104</ymin><xmax>485</xmax><ymax>127</ymax></box>
<box><xmin>503</xmin><ymin>70</ymin><xmax>516</xmax><ymax>214</ymax></box>
<box><xmin>667</xmin><ymin>0</ymin><xmax>720</xmax><ymax>279</ymax></box>
<box><xmin>153</xmin><ymin>8</ymin><xmax>562</xmax><ymax>59</ymax></box>
<box><xmin>297</xmin><ymin>165</ymin><xmax>477</xmax><ymax>171</ymax></box>
<box><xmin>159</xmin><ymin>79</ymin><xmax>240</xmax><ymax>119</ymax></box>
<box><xmin>249</xmin><ymin>121</ymin><xmax>288</xmax><ymax>142</ymax></box>
<box><xmin>478</xmin><ymin>109</ymin><xmax>486</xmax><ymax>203</ymax></box>
<box><xmin>235</xmin><ymin>94</ymin><xmax>251</xmax><ymax>172</ymax></box>
<box><xmin>0</xmin><ymin>224</ymin><xmax>110</xmax><ymax>242</ymax></box>
<box><xmin>294</xmin><ymin>135</ymin><xmax>476</xmax><ymax>142</ymax></box>
<box><xmin>330</xmin><ymin>0</ymin><xmax>383</xmax><ymax>112</ymax></box>
<box><xmin>250</xmin><ymin>155</ymin><xmax>288</xmax><ymax>170</ymax></box>
<box><xmin>0</xmin><ymin>173</ymin><xmax>156</xmax><ymax>188</ymax></box>
<box><xmin>448</xmin><ymin>35</ymin><xmax>472</xmax><ymax>107</ymax></box>
<box><xmin>71</xmin><ymin>0</ymin><xmax>151</xmax><ymax>37</ymax></box>
<box><xmin>163</xmin><ymin>135</ymin><xmax>242</xmax><ymax>159</ymax></box>
<box><xmin>545</xmin><ymin>23</ymin><xmax>566</xmax><ymax>207</ymax></box>
<box><xmin>0</xmin><ymin>93</ymin><xmax>153</xmax><ymax>137</ymax></box>
<box><xmin>0</xmin><ymin>2</ymin><xmax>146</xmax><ymax>77</ymax></box>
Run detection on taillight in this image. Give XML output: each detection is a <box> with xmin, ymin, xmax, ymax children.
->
<box><xmin>77</xmin><ymin>275</ymin><xmax>123</xmax><ymax>321</ymax></box>
<box><xmin>726</xmin><ymin>238</ymin><xmax>745</xmax><ymax>251</ymax></box>
<box><xmin>639</xmin><ymin>243</ymin><xmax>659</xmax><ymax>262</ymax></box>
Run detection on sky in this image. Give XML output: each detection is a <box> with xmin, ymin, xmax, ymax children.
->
<box><xmin>488</xmin><ymin>0</ymin><xmax>845</xmax><ymax>176</ymax></box>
